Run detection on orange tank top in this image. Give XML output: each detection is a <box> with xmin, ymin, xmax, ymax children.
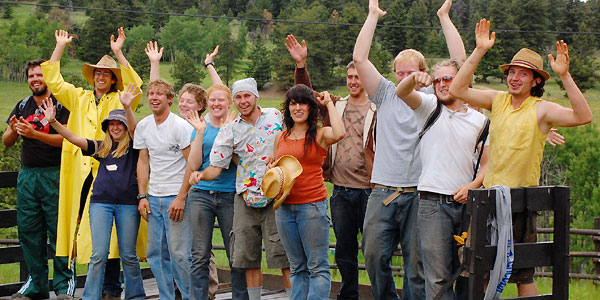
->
<box><xmin>276</xmin><ymin>131</ymin><xmax>329</xmax><ymax>205</ymax></box>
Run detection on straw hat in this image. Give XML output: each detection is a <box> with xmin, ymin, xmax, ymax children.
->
<box><xmin>499</xmin><ymin>48</ymin><xmax>550</xmax><ymax>80</ymax></box>
<box><xmin>261</xmin><ymin>155</ymin><xmax>303</xmax><ymax>210</ymax></box>
<box><xmin>82</xmin><ymin>55</ymin><xmax>123</xmax><ymax>91</ymax></box>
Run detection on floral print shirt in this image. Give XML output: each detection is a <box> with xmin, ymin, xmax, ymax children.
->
<box><xmin>210</xmin><ymin>107</ymin><xmax>283</xmax><ymax>207</ymax></box>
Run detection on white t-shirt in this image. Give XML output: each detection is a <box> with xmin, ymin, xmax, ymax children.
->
<box><xmin>133</xmin><ymin>112</ymin><xmax>193</xmax><ymax>196</ymax></box>
<box><xmin>414</xmin><ymin>94</ymin><xmax>488</xmax><ymax>195</ymax></box>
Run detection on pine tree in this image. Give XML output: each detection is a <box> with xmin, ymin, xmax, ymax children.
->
<box><xmin>246</xmin><ymin>35</ymin><xmax>272</xmax><ymax>89</ymax></box>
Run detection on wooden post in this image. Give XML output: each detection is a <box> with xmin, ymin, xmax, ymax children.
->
<box><xmin>552</xmin><ymin>186</ymin><xmax>570</xmax><ymax>299</ymax></box>
<box><xmin>594</xmin><ymin>217</ymin><xmax>600</xmax><ymax>285</ymax></box>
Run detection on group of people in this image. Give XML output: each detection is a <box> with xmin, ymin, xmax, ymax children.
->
<box><xmin>3</xmin><ymin>0</ymin><xmax>593</xmax><ymax>300</ymax></box>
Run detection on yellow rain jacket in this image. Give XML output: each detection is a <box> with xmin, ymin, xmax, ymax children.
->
<box><xmin>41</xmin><ymin>60</ymin><xmax>146</xmax><ymax>264</ymax></box>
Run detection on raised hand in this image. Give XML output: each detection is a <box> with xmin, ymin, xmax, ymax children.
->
<box><xmin>220</xmin><ymin>110</ymin><xmax>237</xmax><ymax>127</ymax></box>
<box><xmin>54</xmin><ymin>30</ymin><xmax>73</xmax><ymax>47</ymax></box>
<box><xmin>285</xmin><ymin>34</ymin><xmax>308</xmax><ymax>65</ymax></box>
<box><xmin>39</xmin><ymin>97</ymin><xmax>56</xmax><ymax>122</ymax></box>
<box><xmin>549</xmin><ymin>40</ymin><xmax>570</xmax><ymax>77</ymax></box>
<box><xmin>369</xmin><ymin>0</ymin><xmax>387</xmax><ymax>18</ymax></box>
<box><xmin>185</xmin><ymin>110</ymin><xmax>207</xmax><ymax>133</ymax></box>
<box><xmin>317</xmin><ymin>91</ymin><xmax>333</xmax><ymax>107</ymax></box>
<box><xmin>145</xmin><ymin>41</ymin><xmax>163</xmax><ymax>63</ymax></box>
<box><xmin>118</xmin><ymin>83</ymin><xmax>141</xmax><ymax>108</ymax></box>
<box><xmin>413</xmin><ymin>72</ymin><xmax>433</xmax><ymax>88</ymax></box>
<box><xmin>475</xmin><ymin>18</ymin><xmax>495</xmax><ymax>51</ymax></box>
<box><xmin>110</xmin><ymin>27</ymin><xmax>126</xmax><ymax>53</ymax></box>
<box><xmin>437</xmin><ymin>0</ymin><xmax>452</xmax><ymax>18</ymax></box>
<box><xmin>205</xmin><ymin>45</ymin><xmax>219</xmax><ymax>65</ymax></box>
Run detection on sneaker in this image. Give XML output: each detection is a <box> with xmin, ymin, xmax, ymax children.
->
<box><xmin>57</xmin><ymin>294</ymin><xmax>78</xmax><ymax>300</ymax></box>
<box><xmin>10</xmin><ymin>293</ymin><xmax>32</xmax><ymax>300</ymax></box>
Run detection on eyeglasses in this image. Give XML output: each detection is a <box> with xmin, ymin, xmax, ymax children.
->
<box><xmin>433</xmin><ymin>76</ymin><xmax>454</xmax><ymax>85</ymax></box>
<box><xmin>94</xmin><ymin>70</ymin><xmax>112</xmax><ymax>77</ymax></box>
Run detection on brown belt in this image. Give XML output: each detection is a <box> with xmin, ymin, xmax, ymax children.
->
<box><xmin>419</xmin><ymin>191</ymin><xmax>456</xmax><ymax>204</ymax></box>
<box><xmin>374</xmin><ymin>184</ymin><xmax>417</xmax><ymax>206</ymax></box>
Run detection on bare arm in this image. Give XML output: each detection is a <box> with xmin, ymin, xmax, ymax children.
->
<box><xmin>317</xmin><ymin>92</ymin><xmax>345</xmax><ymax>147</ymax></box>
<box><xmin>111</xmin><ymin>27</ymin><xmax>131</xmax><ymax>69</ymax></box>
<box><xmin>438</xmin><ymin>0</ymin><xmax>466</xmax><ymax>62</ymax></box>
<box><xmin>541</xmin><ymin>40</ymin><xmax>593</xmax><ymax>129</ymax></box>
<box><xmin>168</xmin><ymin>146</ymin><xmax>192</xmax><ymax>221</ymax></box>
<box><xmin>119</xmin><ymin>83</ymin><xmax>141</xmax><ymax>137</ymax></box>
<box><xmin>452</xmin><ymin>145</ymin><xmax>489</xmax><ymax>203</ymax></box>
<box><xmin>205</xmin><ymin>46</ymin><xmax>223</xmax><ymax>86</ymax></box>
<box><xmin>185</xmin><ymin>111</ymin><xmax>207</xmax><ymax>170</ymax></box>
<box><xmin>395</xmin><ymin>72</ymin><xmax>432</xmax><ymax>109</ymax></box>
<box><xmin>449</xmin><ymin>19</ymin><xmax>498</xmax><ymax>110</ymax></box>
<box><xmin>39</xmin><ymin>98</ymin><xmax>86</xmax><ymax>150</ymax></box>
<box><xmin>2</xmin><ymin>117</ymin><xmax>18</xmax><ymax>146</ymax></box>
<box><xmin>49</xmin><ymin>30</ymin><xmax>73</xmax><ymax>63</ymax></box>
<box><xmin>145</xmin><ymin>41</ymin><xmax>163</xmax><ymax>82</ymax></box>
<box><xmin>353</xmin><ymin>0</ymin><xmax>387</xmax><ymax>97</ymax></box>
<box><xmin>137</xmin><ymin>148</ymin><xmax>151</xmax><ymax>221</ymax></box>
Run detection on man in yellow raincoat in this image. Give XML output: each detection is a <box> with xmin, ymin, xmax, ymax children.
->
<box><xmin>41</xmin><ymin>28</ymin><xmax>145</xmax><ymax>299</ymax></box>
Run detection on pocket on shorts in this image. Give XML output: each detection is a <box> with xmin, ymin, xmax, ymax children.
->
<box><xmin>268</xmin><ymin>233</ymin><xmax>286</xmax><ymax>257</ymax></box>
<box><xmin>418</xmin><ymin>200</ymin><xmax>439</xmax><ymax>217</ymax></box>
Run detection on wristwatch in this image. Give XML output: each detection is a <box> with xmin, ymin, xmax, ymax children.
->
<box><xmin>204</xmin><ymin>61</ymin><xmax>215</xmax><ymax>68</ymax></box>
<box><xmin>137</xmin><ymin>194</ymin><xmax>147</xmax><ymax>200</ymax></box>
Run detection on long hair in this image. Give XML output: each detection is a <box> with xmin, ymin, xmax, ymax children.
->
<box><xmin>282</xmin><ymin>84</ymin><xmax>319</xmax><ymax>154</ymax></box>
<box><xmin>96</xmin><ymin>123</ymin><xmax>131</xmax><ymax>159</ymax></box>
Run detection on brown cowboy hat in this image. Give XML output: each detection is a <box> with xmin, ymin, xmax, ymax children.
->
<box><xmin>82</xmin><ymin>55</ymin><xmax>123</xmax><ymax>91</ymax></box>
<box><xmin>499</xmin><ymin>48</ymin><xmax>550</xmax><ymax>80</ymax></box>
<box><xmin>261</xmin><ymin>155</ymin><xmax>303</xmax><ymax>210</ymax></box>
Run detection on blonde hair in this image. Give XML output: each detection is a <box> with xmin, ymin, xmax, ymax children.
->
<box><xmin>96</xmin><ymin>124</ymin><xmax>131</xmax><ymax>159</ymax></box>
<box><xmin>148</xmin><ymin>79</ymin><xmax>175</xmax><ymax>99</ymax></box>
<box><xmin>393</xmin><ymin>49</ymin><xmax>427</xmax><ymax>73</ymax></box>
<box><xmin>430</xmin><ymin>59</ymin><xmax>463</xmax><ymax>75</ymax></box>
<box><xmin>207</xmin><ymin>84</ymin><xmax>233</xmax><ymax>103</ymax></box>
<box><xmin>178</xmin><ymin>83</ymin><xmax>207</xmax><ymax>109</ymax></box>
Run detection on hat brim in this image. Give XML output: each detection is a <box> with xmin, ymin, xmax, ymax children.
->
<box><xmin>499</xmin><ymin>63</ymin><xmax>550</xmax><ymax>81</ymax></box>
<box><xmin>101</xmin><ymin>117</ymin><xmax>128</xmax><ymax>132</ymax></box>
<box><xmin>82</xmin><ymin>64</ymin><xmax>123</xmax><ymax>91</ymax></box>
<box><xmin>273</xmin><ymin>179</ymin><xmax>295</xmax><ymax>210</ymax></box>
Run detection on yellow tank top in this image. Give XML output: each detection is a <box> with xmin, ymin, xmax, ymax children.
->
<box><xmin>483</xmin><ymin>92</ymin><xmax>548</xmax><ymax>188</ymax></box>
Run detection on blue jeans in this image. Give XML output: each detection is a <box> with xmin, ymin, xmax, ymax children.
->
<box><xmin>146</xmin><ymin>195</ymin><xmax>191</xmax><ymax>300</ymax></box>
<box><xmin>418</xmin><ymin>199</ymin><xmax>464</xmax><ymax>300</ymax></box>
<box><xmin>188</xmin><ymin>189</ymin><xmax>248</xmax><ymax>300</ymax></box>
<box><xmin>362</xmin><ymin>187</ymin><xmax>425</xmax><ymax>300</ymax></box>
<box><xmin>82</xmin><ymin>203</ymin><xmax>145</xmax><ymax>300</ymax></box>
<box><xmin>330</xmin><ymin>186</ymin><xmax>370</xmax><ymax>300</ymax></box>
<box><xmin>275</xmin><ymin>200</ymin><xmax>331</xmax><ymax>300</ymax></box>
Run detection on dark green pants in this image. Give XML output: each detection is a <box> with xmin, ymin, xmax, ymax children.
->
<box><xmin>16</xmin><ymin>166</ymin><xmax>75</xmax><ymax>298</ymax></box>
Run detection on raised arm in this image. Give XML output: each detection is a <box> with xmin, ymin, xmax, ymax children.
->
<box><xmin>110</xmin><ymin>27</ymin><xmax>132</xmax><ymax>69</ymax></box>
<box><xmin>395</xmin><ymin>72</ymin><xmax>432</xmax><ymax>109</ymax></box>
<box><xmin>353</xmin><ymin>0</ymin><xmax>387</xmax><ymax>96</ymax></box>
<box><xmin>205</xmin><ymin>46</ymin><xmax>223</xmax><ymax>86</ymax></box>
<box><xmin>540</xmin><ymin>40</ymin><xmax>593</xmax><ymax>129</ymax></box>
<box><xmin>145</xmin><ymin>41</ymin><xmax>163</xmax><ymax>82</ymax></box>
<box><xmin>185</xmin><ymin>110</ymin><xmax>207</xmax><ymax>170</ymax></box>
<box><xmin>40</xmin><ymin>98</ymin><xmax>87</xmax><ymax>150</ymax></box>
<box><xmin>118</xmin><ymin>83</ymin><xmax>141</xmax><ymax>136</ymax></box>
<box><xmin>49</xmin><ymin>30</ymin><xmax>73</xmax><ymax>63</ymax></box>
<box><xmin>449</xmin><ymin>19</ymin><xmax>498</xmax><ymax>110</ymax></box>
<box><xmin>317</xmin><ymin>91</ymin><xmax>345</xmax><ymax>148</ymax></box>
<box><xmin>438</xmin><ymin>0</ymin><xmax>466</xmax><ymax>62</ymax></box>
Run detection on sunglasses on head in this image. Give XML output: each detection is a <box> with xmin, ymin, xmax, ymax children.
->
<box><xmin>433</xmin><ymin>76</ymin><xmax>454</xmax><ymax>85</ymax></box>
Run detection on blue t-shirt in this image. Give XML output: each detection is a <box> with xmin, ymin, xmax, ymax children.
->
<box><xmin>82</xmin><ymin>140</ymin><xmax>139</xmax><ymax>205</ymax></box>
<box><xmin>191</xmin><ymin>122</ymin><xmax>236</xmax><ymax>192</ymax></box>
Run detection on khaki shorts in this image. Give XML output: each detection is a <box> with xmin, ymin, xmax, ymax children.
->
<box><xmin>508</xmin><ymin>212</ymin><xmax>537</xmax><ymax>284</ymax></box>
<box><xmin>230</xmin><ymin>193</ymin><xmax>290</xmax><ymax>269</ymax></box>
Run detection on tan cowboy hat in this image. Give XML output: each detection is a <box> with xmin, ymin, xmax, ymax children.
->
<box><xmin>261</xmin><ymin>155</ymin><xmax>303</xmax><ymax>210</ymax></box>
<box><xmin>499</xmin><ymin>48</ymin><xmax>550</xmax><ymax>80</ymax></box>
<box><xmin>82</xmin><ymin>55</ymin><xmax>123</xmax><ymax>91</ymax></box>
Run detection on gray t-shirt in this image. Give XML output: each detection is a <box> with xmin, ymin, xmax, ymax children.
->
<box><xmin>369</xmin><ymin>77</ymin><xmax>421</xmax><ymax>187</ymax></box>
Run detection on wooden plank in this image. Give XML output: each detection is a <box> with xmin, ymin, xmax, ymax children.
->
<box><xmin>0</xmin><ymin>210</ymin><xmax>17</xmax><ymax>229</ymax></box>
<box><xmin>0</xmin><ymin>171</ymin><xmax>17</xmax><ymax>188</ymax></box>
<box><xmin>502</xmin><ymin>294</ymin><xmax>554</xmax><ymax>300</ymax></box>
<box><xmin>476</xmin><ymin>242</ymin><xmax>554</xmax><ymax>270</ymax></box>
<box><xmin>552</xmin><ymin>186</ymin><xmax>570</xmax><ymax>299</ymax></box>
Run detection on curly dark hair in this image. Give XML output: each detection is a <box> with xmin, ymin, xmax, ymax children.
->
<box><xmin>504</xmin><ymin>68</ymin><xmax>546</xmax><ymax>97</ymax></box>
<box><xmin>282</xmin><ymin>84</ymin><xmax>320</xmax><ymax>154</ymax></box>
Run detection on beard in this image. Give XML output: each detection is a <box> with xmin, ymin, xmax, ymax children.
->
<box><xmin>31</xmin><ymin>86</ymin><xmax>48</xmax><ymax>96</ymax></box>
